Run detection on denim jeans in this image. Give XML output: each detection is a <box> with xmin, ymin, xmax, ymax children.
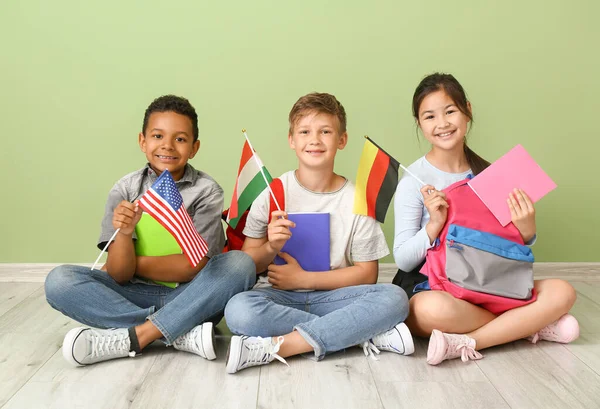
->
<box><xmin>45</xmin><ymin>251</ymin><xmax>256</xmax><ymax>344</ymax></box>
<box><xmin>224</xmin><ymin>283</ymin><xmax>409</xmax><ymax>360</ymax></box>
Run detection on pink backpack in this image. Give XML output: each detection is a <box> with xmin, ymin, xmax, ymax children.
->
<box><xmin>420</xmin><ymin>178</ymin><xmax>538</xmax><ymax>314</ymax></box>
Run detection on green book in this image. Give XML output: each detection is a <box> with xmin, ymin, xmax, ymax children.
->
<box><xmin>134</xmin><ymin>213</ymin><xmax>181</xmax><ymax>288</ymax></box>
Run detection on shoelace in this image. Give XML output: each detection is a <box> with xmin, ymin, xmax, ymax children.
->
<box><xmin>361</xmin><ymin>341</ymin><xmax>381</xmax><ymax>361</ymax></box>
<box><xmin>447</xmin><ymin>340</ymin><xmax>483</xmax><ymax>363</ymax></box>
<box><xmin>90</xmin><ymin>330</ymin><xmax>135</xmax><ymax>359</ymax></box>
<box><xmin>245</xmin><ymin>336</ymin><xmax>288</xmax><ymax>367</ymax></box>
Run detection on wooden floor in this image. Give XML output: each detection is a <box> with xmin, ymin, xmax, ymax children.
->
<box><xmin>1</xmin><ymin>264</ymin><xmax>600</xmax><ymax>409</ymax></box>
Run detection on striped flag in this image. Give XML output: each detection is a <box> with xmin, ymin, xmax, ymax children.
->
<box><xmin>353</xmin><ymin>137</ymin><xmax>399</xmax><ymax>223</ymax></box>
<box><xmin>138</xmin><ymin>170</ymin><xmax>208</xmax><ymax>267</ymax></box>
<box><xmin>226</xmin><ymin>140</ymin><xmax>273</xmax><ymax>228</ymax></box>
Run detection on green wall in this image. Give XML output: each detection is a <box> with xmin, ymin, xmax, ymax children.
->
<box><xmin>1</xmin><ymin>0</ymin><xmax>598</xmax><ymax>263</ymax></box>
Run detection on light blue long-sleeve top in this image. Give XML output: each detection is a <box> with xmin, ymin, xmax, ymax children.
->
<box><xmin>393</xmin><ymin>156</ymin><xmax>472</xmax><ymax>272</ymax></box>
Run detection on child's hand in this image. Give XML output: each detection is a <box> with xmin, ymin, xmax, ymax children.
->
<box><xmin>266</xmin><ymin>210</ymin><xmax>296</xmax><ymax>253</ymax></box>
<box><xmin>508</xmin><ymin>188</ymin><xmax>536</xmax><ymax>243</ymax></box>
<box><xmin>267</xmin><ymin>252</ymin><xmax>311</xmax><ymax>290</ymax></box>
<box><xmin>112</xmin><ymin>200</ymin><xmax>142</xmax><ymax>236</ymax></box>
<box><xmin>421</xmin><ymin>185</ymin><xmax>448</xmax><ymax>243</ymax></box>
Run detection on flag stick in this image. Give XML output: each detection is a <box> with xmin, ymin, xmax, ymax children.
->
<box><xmin>242</xmin><ymin>129</ymin><xmax>282</xmax><ymax>211</ymax></box>
<box><xmin>91</xmin><ymin>228</ymin><xmax>119</xmax><ymax>270</ymax></box>
<box><xmin>364</xmin><ymin>135</ymin><xmax>427</xmax><ymax>187</ymax></box>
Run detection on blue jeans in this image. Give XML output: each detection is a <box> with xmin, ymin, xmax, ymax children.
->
<box><xmin>45</xmin><ymin>251</ymin><xmax>256</xmax><ymax>344</ymax></box>
<box><xmin>224</xmin><ymin>283</ymin><xmax>409</xmax><ymax>360</ymax></box>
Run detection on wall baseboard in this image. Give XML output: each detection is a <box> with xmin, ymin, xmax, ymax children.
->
<box><xmin>1</xmin><ymin>262</ymin><xmax>599</xmax><ymax>283</ymax></box>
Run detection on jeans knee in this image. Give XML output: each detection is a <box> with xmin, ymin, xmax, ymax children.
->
<box><xmin>221</xmin><ymin>250</ymin><xmax>256</xmax><ymax>287</ymax></box>
<box><xmin>376</xmin><ymin>284</ymin><xmax>410</xmax><ymax>321</ymax></box>
<box><xmin>45</xmin><ymin>265</ymin><xmax>76</xmax><ymax>304</ymax></box>
<box><xmin>224</xmin><ymin>292</ymin><xmax>259</xmax><ymax>335</ymax></box>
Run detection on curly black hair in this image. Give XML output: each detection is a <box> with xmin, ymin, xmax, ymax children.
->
<box><xmin>142</xmin><ymin>95</ymin><xmax>199</xmax><ymax>141</ymax></box>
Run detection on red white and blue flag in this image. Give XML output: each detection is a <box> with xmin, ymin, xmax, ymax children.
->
<box><xmin>138</xmin><ymin>170</ymin><xmax>208</xmax><ymax>267</ymax></box>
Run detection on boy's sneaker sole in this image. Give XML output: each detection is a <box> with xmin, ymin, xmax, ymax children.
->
<box><xmin>226</xmin><ymin>336</ymin><xmax>243</xmax><ymax>374</ymax></box>
<box><xmin>396</xmin><ymin>322</ymin><xmax>415</xmax><ymax>355</ymax></box>
<box><xmin>62</xmin><ymin>327</ymin><xmax>88</xmax><ymax>367</ymax></box>
<box><xmin>202</xmin><ymin>322</ymin><xmax>217</xmax><ymax>360</ymax></box>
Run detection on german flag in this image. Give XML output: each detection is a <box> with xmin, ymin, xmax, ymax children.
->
<box><xmin>353</xmin><ymin>137</ymin><xmax>399</xmax><ymax>223</ymax></box>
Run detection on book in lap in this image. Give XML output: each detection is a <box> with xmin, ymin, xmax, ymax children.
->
<box><xmin>273</xmin><ymin>212</ymin><xmax>331</xmax><ymax>272</ymax></box>
<box><xmin>134</xmin><ymin>213</ymin><xmax>181</xmax><ymax>288</ymax></box>
<box><xmin>467</xmin><ymin>144</ymin><xmax>557</xmax><ymax>226</ymax></box>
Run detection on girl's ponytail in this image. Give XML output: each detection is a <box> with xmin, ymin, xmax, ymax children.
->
<box><xmin>464</xmin><ymin>144</ymin><xmax>490</xmax><ymax>176</ymax></box>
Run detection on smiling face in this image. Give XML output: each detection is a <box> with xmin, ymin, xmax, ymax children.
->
<box><xmin>417</xmin><ymin>90</ymin><xmax>471</xmax><ymax>153</ymax></box>
<box><xmin>288</xmin><ymin>111</ymin><xmax>347</xmax><ymax>171</ymax></box>
<box><xmin>139</xmin><ymin>111</ymin><xmax>200</xmax><ymax>181</ymax></box>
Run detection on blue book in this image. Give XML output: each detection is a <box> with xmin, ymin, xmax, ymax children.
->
<box><xmin>273</xmin><ymin>212</ymin><xmax>330</xmax><ymax>271</ymax></box>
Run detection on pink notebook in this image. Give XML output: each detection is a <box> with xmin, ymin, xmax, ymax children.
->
<box><xmin>467</xmin><ymin>144</ymin><xmax>557</xmax><ymax>226</ymax></box>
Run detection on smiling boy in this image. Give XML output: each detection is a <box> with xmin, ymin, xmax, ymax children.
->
<box><xmin>223</xmin><ymin>93</ymin><xmax>413</xmax><ymax>374</ymax></box>
<box><xmin>45</xmin><ymin>95</ymin><xmax>255</xmax><ymax>366</ymax></box>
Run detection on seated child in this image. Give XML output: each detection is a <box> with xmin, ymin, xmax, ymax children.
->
<box><xmin>45</xmin><ymin>95</ymin><xmax>256</xmax><ymax>366</ymax></box>
<box><xmin>224</xmin><ymin>92</ymin><xmax>413</xmax><ymax>374</ymax></box>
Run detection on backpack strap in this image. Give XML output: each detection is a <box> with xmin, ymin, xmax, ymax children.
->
<box><xmin>267</xmin><ymin>178</ymin><xmax>285</xmax><ymax>218</ymax></box>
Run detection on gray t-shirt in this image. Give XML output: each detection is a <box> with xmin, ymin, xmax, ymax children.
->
<box><xmin>393</xmin><ymin>156</ymin><xmax>471</xmax><ymax>272</ymax></box>
<box><xmin>244</xmin><ymin>170</ymin><xmax>390</xmax><ymax>288</ymax></box>
<box><xmin>99</xmin><ymin>163</ymin><xmax>225</xmax><ymax>259</ymax></box>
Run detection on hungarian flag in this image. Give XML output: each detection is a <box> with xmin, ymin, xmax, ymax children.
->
<box><xmin>138</xmin><ymin>170</ymin><xmax>209</xmax><ymax>267</ymax></box>
<box><xmin>353</xmin><ymin>137</ymin><xmax>399</xmax><ymax>223</ymax></box>
<box><xmin>226</xmin><ymin>140</ymin><xmax>273</xmax><ymax>228</ymax></box>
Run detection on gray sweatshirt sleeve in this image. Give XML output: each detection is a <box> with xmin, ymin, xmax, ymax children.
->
<box><xmin>392</xmin><ymin>174</ymin><xmax>433</xmax><ymax>271</ymax></box>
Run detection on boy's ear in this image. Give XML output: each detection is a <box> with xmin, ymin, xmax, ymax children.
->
<box><xmin>189</xmin><ymin>140</ymin><xmax>200</xmax><ymax>159</ymax></box>
<box><xmin>288</xmin><ymin>133</ymin><xmax>295</xmax><ymax>149</ymax></box>
<box><xmin>337</xmin><ymin>132</ymin><xmax>348</xmax><ymax>150</ymax></box>
<box><xmin>138</xmin><ymin>132</ymin><xmax>146</xmax><ymax>152</ymax></box>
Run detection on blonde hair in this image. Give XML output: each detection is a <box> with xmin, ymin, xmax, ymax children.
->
<box><xmin>288</xmin><ymin>93</ymin><xmax>347</xmax><ymax>134</ymax></box>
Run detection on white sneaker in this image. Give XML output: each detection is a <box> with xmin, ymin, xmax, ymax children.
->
<box><xmin>363</xmin><ymin>323</ymin><xmax>415</xmax><ymax>359</ymax></box>
<box><xmin>226</xmin><ymin>336</ymin><xmax>288</xmax><ymax>374</ymax></box>
<box><xmin>172</xmin><ymin>322</ymin><xmax>216</xmax><ymax>360</ymax></box>
<box><xmin>63</xmin><ymin>327</ymin><xmax>136</xmax><ymax>366</ymax></box>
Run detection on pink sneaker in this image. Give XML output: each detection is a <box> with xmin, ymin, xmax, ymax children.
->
<box><xmin>426</xmin><ymin>330</ymin><xmax>483</xmax><ymax>366</ymax></box>
<box><xmin>528</xmin><ymin>314</ymin><xmax>580</xmax><ymax>344</ymax></box>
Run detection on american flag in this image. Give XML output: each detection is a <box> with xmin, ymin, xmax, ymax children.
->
<box><xmin>138</xmin><ymin>170</ymin><xmax>209</xmax><ymax>267</ymax></box>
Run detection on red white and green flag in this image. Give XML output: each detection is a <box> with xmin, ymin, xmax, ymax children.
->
<box><xmin>226</xmin><ymin>140</ymin><xmax>273</xmax><ymax>228</ymax></box>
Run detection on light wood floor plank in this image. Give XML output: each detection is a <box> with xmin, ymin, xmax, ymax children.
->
<box><xmin>257</xmin><ymin>348</ymin><xmax>383</xmax><ymax>409</ymax></box>
<box><xmin>569</xmin><ymin>287</ymin><xmax>600</xmax><ymax>334</ymax></box>
<box><xmin>375</xmin><ymin>381</ymin><xmax>510</xmax><ymax>409</ymax></box>
<box><xmin>0</xmin><ymin>283</ymin><xmax>42</xmax><ymax>318</ymax></box>
<box><xmin>3</xmin><ymin>341</ymin><xmax>159</xmax><ymax>409</ymax></box>
<box><xmin>3</xmin><ymin>381</ymin><xmax>142</xmax><ymax>409</ymax></box>
<box><xmin>0</xmin><ymin>288</ymin><xmax>78</xmax><ymax>335</ymax></box>
<box><xmin>0</xmin><ymin>332</ymin><xmax>62</xmax><ymax>407</ymax></box>
<box><xmin>129</xmin><ymin>339</ymin><xmax>260</xmax><ymax>409</ymax></box>
<box><xmin>571</xmin><ymin>282</ymin><xmax>600</xmax><ymax>306</ymax></box>
<box><xmin>475</xmin><ymin>340</ymin><xmax>600</xmax><ymax>409</ymax></box>
<box><xmin>563</xmin><ymin>333</ymin><xmax>600</xmax><ymax>376</ymax></box>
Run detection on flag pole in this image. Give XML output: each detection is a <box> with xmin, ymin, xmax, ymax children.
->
<box><xmin>243</xmin><ymin>129</ymin><xmax>282</xmax><ymax>211</ymax></box>
<box><xmin>91</xmin><ymin>228</ymin><xmax>119</xmax><ymax>270</ymax></box>
<box><xmin>364</xmin><ymin>135</ymin><xmax>427</xmax><ymax>187</ymax></box>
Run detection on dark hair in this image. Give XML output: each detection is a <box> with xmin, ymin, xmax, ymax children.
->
<box><xmin>412</xmin><ymin>73</ymin><xmax>490</xmax><ymax>175</ymax></box>
<box><xmin>142</xmin><ymin>95</ymin><xmax>199</xmax><ymax>142</ymax></box>
<box><xmin>289</xmin><ymin>92</ymin><xmax>347</xmax><ymax>134</ymax></box>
